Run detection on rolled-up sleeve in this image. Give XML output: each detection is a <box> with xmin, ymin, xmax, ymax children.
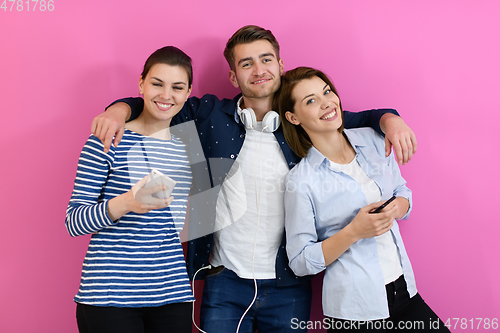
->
<box><xmin>284</xmin><ymin>170</ymin><xmax>326</xmax><ymax>277</ymax></box>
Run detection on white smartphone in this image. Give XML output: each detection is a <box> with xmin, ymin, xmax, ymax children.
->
<box><xmin>144</xmin><ymin>169</ymin><xmax>177</xmax><ymax>199</ymax></box>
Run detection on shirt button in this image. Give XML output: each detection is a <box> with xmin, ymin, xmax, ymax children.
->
<box><xmin>240</xmin><ymin>134</ymin><xmax>245</xmax><ymax>138</ymax></box>
<box><xmin>230</xmin><ymin>154</ymin><xmax>235</xmax><ymax>159</ymax></box>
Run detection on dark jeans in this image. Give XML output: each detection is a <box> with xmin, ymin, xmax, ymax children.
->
<box><xmin>200</xmin><ymin>266</ymin><xmax>312</xmax><ymax>333</ymax></box>
<box><xmin>326</xmin><ymin>276</ymin><xmax>450</xmax><ymax>332</ymax></box>
<box><xmin>76</xmin><ymin>302</ymin><xmax>192</xmax><ymax>333</ymax></box>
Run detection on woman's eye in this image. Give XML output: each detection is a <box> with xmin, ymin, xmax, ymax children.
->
<box><xmin>173</xmin><ymin>86</ymin><xmax>184</xmax><ymax>91</ymax></box>
<box><xmin>306</xmin><ymin>98</ymin><xmax>315</xmax><ymax>105</ymax></box>
<box><xmin>324</xmin><ymin>89</ymin><xmax>331</xmax><ymax>95</ymax></box>
<box><xmin>153</xmin><ymin>83</ymin><xmax>162</xmax><ymax>87</ymax></box>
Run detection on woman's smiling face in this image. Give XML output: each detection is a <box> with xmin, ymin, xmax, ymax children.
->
<box><xmin>285</xmin><ymin>75</ymin><xmax>342</xmax><ymax>136</ymax></box>
<box><xmin>139</xmin><ymin>63</ymin><xmax>191</xmax><ymax>123</ymax></box>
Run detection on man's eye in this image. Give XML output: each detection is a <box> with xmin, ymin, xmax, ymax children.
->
<box><xmin>263</xmin><ymin>58</ymin><xmax>271</xmax><ymax>63</ymax></box>
<box><xmin>242</xmin><ymin>63</ymin><xmax>250</xmax><ymax>68</ymax></box>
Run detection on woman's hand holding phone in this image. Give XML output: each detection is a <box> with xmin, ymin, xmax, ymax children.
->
<box><xmin>322</xmin><ymin>199</ymin><xmax>399</xmax><ymax>266</ymax></box>
<box><xmin>107</xmin><ymin>175</ymin><xmax>173</xmax><ymax>221</ymax></box>
<box><xmin>348</xmin><ymin>200</ymin><xmax>399</xmax><ymax>241</ymax></box>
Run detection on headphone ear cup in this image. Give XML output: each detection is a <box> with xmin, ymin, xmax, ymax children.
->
<box><xmin>261</xmin><ymin>111</ymin><xmax>281</xmax><ymax>133</ymax></box>
<box><xmin>239</xmin><ymin>108</ymin><xmax>257</xmax><ymax>130</ymax></box>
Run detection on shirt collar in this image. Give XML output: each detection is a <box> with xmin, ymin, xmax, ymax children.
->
<box><xmin>305</xmin><ymin>129</ymin><xmax>366</xmax><ymax>172</ymax></box>
<box><xmin>305</xmin><ymin>146</ymin><xmax>329</xmax><ymax>172</ymax></box>
<box><xmin>343</xmin><ymin>128</ymin><xmax>367</xmax><ymax>148</ymax></box>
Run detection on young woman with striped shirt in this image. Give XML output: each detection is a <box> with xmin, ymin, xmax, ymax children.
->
<box><xmin>66</xmin><ymin>46</ymin><xmax>194</xmax><ymax>333</ymax></box>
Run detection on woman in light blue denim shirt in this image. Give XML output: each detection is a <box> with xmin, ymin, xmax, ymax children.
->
<box><xmin>276</xmin><ymin>67</ymin><xmax>449</xmax><ymax>332</ymax></box>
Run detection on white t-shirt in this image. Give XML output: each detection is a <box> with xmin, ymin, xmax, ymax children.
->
<box><xmin>330</xmin><ymin>158</ymin><xmax>403</xmax><ymax>284</ymax></box>
<box><xmin>210</xmin><ymin>120</ymin><xmax>290</xmax><ymax>279</ymax></box>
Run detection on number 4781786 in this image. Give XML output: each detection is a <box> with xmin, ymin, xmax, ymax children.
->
<box><xmin>1</xmin><ymin>0</ymin><xmax>55</xmax><ymax>11</ymax></box>
<box><xmin>444</xmin><ymin>318</ymin><xmax>498</xmax><ymax>330</ymax></box>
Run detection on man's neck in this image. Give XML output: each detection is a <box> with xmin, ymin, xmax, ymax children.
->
<box><xmin>241</xmin><ymin>95</ymin><xmax>274</xmax><ymax>121</ymax></box>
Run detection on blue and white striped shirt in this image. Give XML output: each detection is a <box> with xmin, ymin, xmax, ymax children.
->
<box><xmin>66</xmin><ymin>129</ymin><xmax>194</xmax><ymax>307</ymax></box>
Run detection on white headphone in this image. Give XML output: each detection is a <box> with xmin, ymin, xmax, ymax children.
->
<box><xmin>238</xmin><ymin>108</ymin><xmax>281</xmax><ymax>133</ymax></box>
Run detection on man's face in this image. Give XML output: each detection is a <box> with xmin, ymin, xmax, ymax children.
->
<box><xmin>229</xmin><ymin>40</ymin><xmax>284</xmax><ymax>100</ymax></box>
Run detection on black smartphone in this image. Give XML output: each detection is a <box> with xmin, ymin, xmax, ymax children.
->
<box><xmin>369</xmin><ymin>196</ymin><xmax>397</xmax><ymax>214</ymax></box>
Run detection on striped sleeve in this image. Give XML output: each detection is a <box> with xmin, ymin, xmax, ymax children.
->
<box><xmin>66</xmin><ymin>135</ymin><xmax>117</xmax><ymax>237</ymax></box>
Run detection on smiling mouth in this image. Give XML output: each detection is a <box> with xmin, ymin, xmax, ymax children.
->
<box><xmin>320</xmin><ymin>109</ymin><xmax>337</xmax><ymax>120</ymax></box>
<box><xmin>155</xmin><ymin>101</ymin><xmax>173</xmax><ymax>111</ymax></box>
<box><xmin>252</xmin><ymin>78</ymin><xmax>271</xmax><ymax>85</ymax></box>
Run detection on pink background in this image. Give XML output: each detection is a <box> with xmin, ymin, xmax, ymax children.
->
<box><xmin>1</xmin><ymin>0</ymin><xmax>499</xmax><ymax>332</ymax></box>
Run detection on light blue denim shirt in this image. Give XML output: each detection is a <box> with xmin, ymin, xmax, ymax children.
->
<box><xmin>284</xmin><ymin>128</ymin><xmax>416</xmax><ymax>320</ymax></box>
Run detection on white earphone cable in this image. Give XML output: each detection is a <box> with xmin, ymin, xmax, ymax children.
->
<box><xmin>192</xmin><ymin>264</ymin><xmax>212</xmax><ymax>333</ymax></box>
<box><xmin>235</xmin><ymin>124</ymin><xmax>267</xmax><ymax>333</ymax></box>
